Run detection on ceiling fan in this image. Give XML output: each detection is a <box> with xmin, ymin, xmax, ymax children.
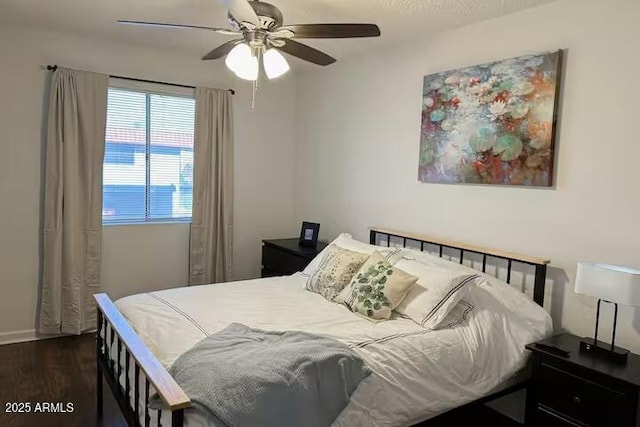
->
<box><xmin>119</xmin><ymin>0</ymin><xmax>381</xmax><ymax>81</ymax></box>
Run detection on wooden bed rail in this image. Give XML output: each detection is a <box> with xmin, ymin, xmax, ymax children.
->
<box><xmin>94</xmin><ymin>293</ymin><xmax>191</xmax><ymax>427</ymax></box>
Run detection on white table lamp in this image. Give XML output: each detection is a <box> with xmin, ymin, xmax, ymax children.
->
<box><xmin>575</xmin><ymin>262</ymin><xmax>640</xmax><ymax>363</ymax></box>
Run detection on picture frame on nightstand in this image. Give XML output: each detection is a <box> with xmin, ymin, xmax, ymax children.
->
<box><xmin>298</xmin><ymin>221</ymin><xmax>320</xmax><ymax>248</ymax></box>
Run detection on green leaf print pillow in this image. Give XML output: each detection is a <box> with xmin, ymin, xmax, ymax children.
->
<box><xmin>337</xmin><ymin>251</ymin><xmax>418</xmax><ymax>320</ymax></box>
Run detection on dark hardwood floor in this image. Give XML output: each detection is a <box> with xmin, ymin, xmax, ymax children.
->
<box><xmin>422</xmin><ymin>405</ymin><xmax>520</xmax><ymax>427</ymax></box>
<box><xmin>0</xmin><ymin>335</ymin><xmax>519</xmax><ymax>427</ymax></box>
<box><xmin>0</xmin><ymin>334</ymin><xmax>125</xmax><ymax>427</ymax></box>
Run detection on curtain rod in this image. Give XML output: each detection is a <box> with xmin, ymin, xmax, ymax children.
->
<box><xmin>46</xmin><ymin>65</ymin><xmax>235</xmax><ymax>95</ymax></box>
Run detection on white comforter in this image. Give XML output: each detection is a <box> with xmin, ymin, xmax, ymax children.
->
<box><xmin>115</xmin><ymin>272</ymin><xmax>552</xmax><ymax>427</ymax></box>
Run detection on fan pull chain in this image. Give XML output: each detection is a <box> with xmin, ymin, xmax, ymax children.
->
<box><xmin>251</xmin><ymin>51</ymin><xmax>261</xmax><ymax>110</ymax></box>
<box><xmin>252</xmin><ymin>79</ymin><xmax>257</xmax><ymax>109</ymax></box>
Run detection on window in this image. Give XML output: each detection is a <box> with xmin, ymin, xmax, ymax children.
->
<box><xmin>103</xmin><ymin>85</ymin><xmax>195</xmax><ymax>224</ymax></box>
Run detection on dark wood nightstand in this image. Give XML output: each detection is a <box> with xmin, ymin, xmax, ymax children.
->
<box><xmin>261</xmin><ymin>238</ymin><xmax>328</xmax><ymax>278</ymax></box>
<box><xmin>525</xmin><ymin>333</ymin><xmax>640</xmax><ymax>426</ymax></box>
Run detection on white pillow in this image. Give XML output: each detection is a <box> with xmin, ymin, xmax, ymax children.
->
<box><xmin>439</xmin><ymin>299</ymin><xmax>475</xmax><ymax>329</ymax></box>
<box><xmin>394</xmin><ymin>258</ymin><xmax>480</xmax><ymax>330</ymax></box>
<box><xmin>302</xmin><ymin>233</ymin><xmax>402</xmax><ymax>277</ymax></box>
<box><xmin>395</xmin><ymin>247</ymin><xmax>466</xmax><ymax>270</ymax></box>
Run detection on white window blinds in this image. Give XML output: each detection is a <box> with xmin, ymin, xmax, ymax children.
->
<box><xmin>103</xmin><ymin>84</ymin><xmax>196</xmax><ymax>224</ymax></box>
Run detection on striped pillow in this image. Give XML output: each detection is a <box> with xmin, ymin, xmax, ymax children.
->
<box><xmin>394</xmin><ymin>259</ymin><xmax>480</xmax><ymax>330</ymax></box>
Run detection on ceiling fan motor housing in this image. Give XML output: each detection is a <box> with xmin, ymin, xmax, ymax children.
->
<box><xmin>248</xmin><ymin>1</ymin><xmax>284</xmax><ymax>29</ymax></box>
<box><xmin>244</xmin><ymin>30</ymin><xmax>269</xmax><ymax>51</ymax></box>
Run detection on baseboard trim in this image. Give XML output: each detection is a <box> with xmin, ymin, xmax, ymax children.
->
<box><xmin>0</xmin><ymin>329</ymin><xmax>40</xmax><ymax>345</ymax></box>
<box><xmin>0</xmin><ymin>329</ymin><xmax>97</xmax><ymax>346</ymax></box>
<box><xmin>0</xmin><ymin>329</ymin><xmax>68</xmax><ymax>345</ymax></box>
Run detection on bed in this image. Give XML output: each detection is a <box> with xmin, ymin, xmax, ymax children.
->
<box><xmin>95</xmin><ymin>227</ymin><xmax>552</xmax><ymax>427</ymax></box>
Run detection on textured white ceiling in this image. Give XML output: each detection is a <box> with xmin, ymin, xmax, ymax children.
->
<box><xmin>0</xmin><ymin>0</ymin><xmax>556</xmax><ymax>68</ymax></box>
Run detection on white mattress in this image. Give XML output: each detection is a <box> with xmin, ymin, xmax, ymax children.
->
<box><xmin>115</xmin><ymin>272</ymin><xmax>552</xmax><ymax>427</ymax></box>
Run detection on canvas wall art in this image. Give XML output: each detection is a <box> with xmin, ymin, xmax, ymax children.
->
<box><xmin>418</xmin><ymin>50</ymin><xmax>561</xmax><ymax>186</ymax></box>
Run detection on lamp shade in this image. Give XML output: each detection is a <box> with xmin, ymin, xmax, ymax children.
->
<box><xmin>575</xmin><ymin>262</ymin><xmax>640</xmax><ymax>306</ymax></box>
<box><xmin>233</xmin><ymin>56</ymin><xmax>258</xmax><ymax>81</ymax></box>
<box><xmin>225</xmin><ymin>43</ymin><xmax>258</xmax><ymax>81</ymax></box>
<box><xmin>263</xmin><ymin>48</ymin><xmax>290</xmax><ymax>79</ymax></box>
<box><xmin>225</xmin><ymin>44</ymin><xmax>251</xmax><ymax>73</ymax></box>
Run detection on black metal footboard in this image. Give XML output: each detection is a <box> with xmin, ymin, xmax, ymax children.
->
<box><xmin>95</xmin><ymin>293</ymin><xmax>191</xmax><ymax>427</ymax></box>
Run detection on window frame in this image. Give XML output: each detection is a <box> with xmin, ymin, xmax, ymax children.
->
<box><xmin>103</xmin><ymin>79</ymin><xmax>196</xmax><ymax>225</ymax></box>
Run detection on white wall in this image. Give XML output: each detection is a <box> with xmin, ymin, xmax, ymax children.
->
<box><xmin>294</xmin><ymin>0</ymin><xmax>640</xmax><ymax>352</ymax></box>
<box><xmin>3</xmin><ymin>0</ymin><xmax>640</xmax><ymax>355</ymax></box>
<box><xmin>0</xmin><ymin>26</ymin><xmax>297</xmax><ymax>340</ymax></box>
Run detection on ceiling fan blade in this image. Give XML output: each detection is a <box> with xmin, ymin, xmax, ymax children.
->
<box><xmin>118</xmin><ymin>20</ymin><xmax>240</xmax><ymax>36</ymax></box>
<box><xmin>278</xmin><ymin>40</ymin><xmax>336</xmax><ymax>66</ymax></box>
<box><xmin>202</xmin><ymin>39</ymin><xmax>244</xmax><ymax>60</ymax></box>
<box><xmin>278</xmin><ymin>24</ymin><xmax>381</xmax><ymax>39</ymax></box>
<box><xmin>223</xmin><ymin>0</ymin><xmax>260</xmax><ymax>27</ymax></box>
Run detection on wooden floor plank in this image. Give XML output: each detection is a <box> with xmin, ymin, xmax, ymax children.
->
<box><xmin>0</xmin><ymin>335</ymin><xmax>97</xmax><ymax>427</ymax></box>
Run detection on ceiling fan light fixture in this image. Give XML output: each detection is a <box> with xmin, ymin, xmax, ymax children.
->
<box><xmin>234</xmin><ymin>55</ymin><xmax>259</xmax><ymax>81</ymax></box>
<box><xmin>225</xmin><ymin>43</ymin><xmax>251</xmax><ymax>72</ymax></box>
<box><xmin>263</xmin><ymin>48</ymin><xmax>290</xmax><ymax>79</ymax></box>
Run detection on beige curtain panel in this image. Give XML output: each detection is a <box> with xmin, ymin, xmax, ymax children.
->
<box><xmin>189</xmin><ymin>88</ymin><xmax>234</xmax><ymax>285</ymax></box>
<box><xmin>38</xmin><ymin>68</ymin><xmax>108</xmax><ymax>335</ymax></box>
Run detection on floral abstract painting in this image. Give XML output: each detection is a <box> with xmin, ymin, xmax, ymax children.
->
<box><xmin>418</xmin><ymin>51</ymin><xmax>561</xmax><ymax>186</ymax></box>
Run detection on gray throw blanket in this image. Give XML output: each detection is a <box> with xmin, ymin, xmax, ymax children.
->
<box><xmin>151</xmin><ymin>323</ymin><xmax>370</xmax><ymax>427</ymax></box>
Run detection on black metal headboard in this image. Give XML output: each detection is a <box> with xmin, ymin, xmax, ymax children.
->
<box><xmin>369</xmin><ymin>227</ymin><xmax>550</xmax><ymax>307</ymax></box>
